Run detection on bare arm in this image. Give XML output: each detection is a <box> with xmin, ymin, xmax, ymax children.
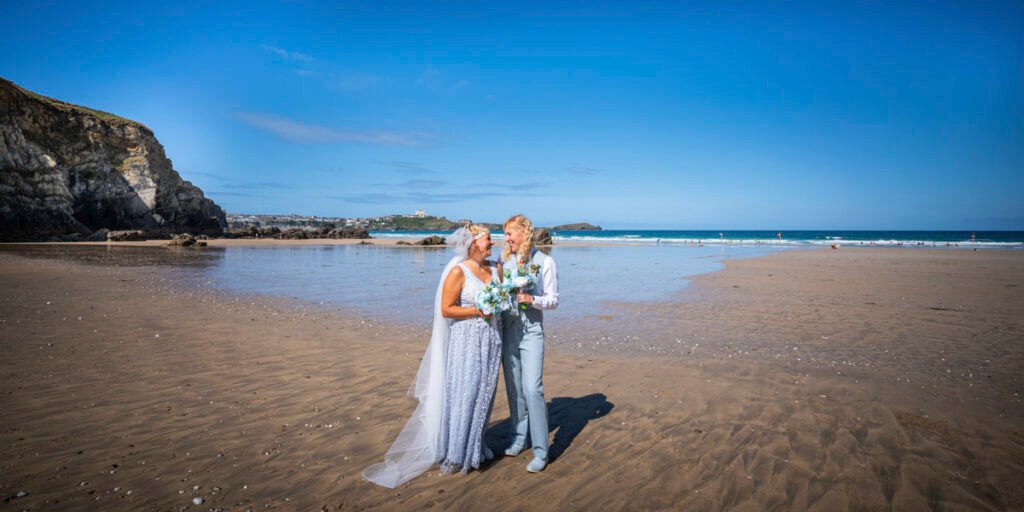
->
<box><xmin>441</xmin><ymin>266</ymin><xmax>487</xmax><ymax>320</ymax></box>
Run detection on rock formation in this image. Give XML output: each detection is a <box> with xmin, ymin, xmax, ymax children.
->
<box><xmin>414</xmin><ymin>235</ymin><xmax>446</xmax><ymax>246</ymax></box>
<box><xmin>106</xmin><ymin>230</ymin><xmax>146</xmax><ymax>242</ymax></box>
<box><xmin>532</xmin><ymin>228</ymin><xmax>553</xmax><ymax>246</ymax></box>
<box><xmin>0</xmin><ymin>78</ymin><xmax>226</xmax><ymax>241</ymax></box>
<box><xmin>165</xmin><ymin>233</ymin><xmax>207</xmax><ymax>247</ymax></box>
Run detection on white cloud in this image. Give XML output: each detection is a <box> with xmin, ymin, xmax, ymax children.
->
<box><xmin>331</xmin><ymin>190</ymin><xmax>520</xmax><ymax>204</ymax></box>
<box><xmin>329</xmin><ymin>192</ymin><xmax>464</xmax><ymax>204</ymax></box>
<box><xmin>260</xmin><ymin>44</ymin><xmax>313</xmax><ymax>63</ymax></box>
<box><xmin>235</xmin><ymin>113</ymin><xmax>430</xmax><ymax>147</ymax></box>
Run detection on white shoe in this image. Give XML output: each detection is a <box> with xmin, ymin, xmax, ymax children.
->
<box><xmin>504</xmin><ymin>444</ymin><xmax>525</xmax><ymax>457</ymax></box>
<box><xmin>527</xmin><ymin>457</ymin><xmax>547</xmax><ymax>473</ymax></box>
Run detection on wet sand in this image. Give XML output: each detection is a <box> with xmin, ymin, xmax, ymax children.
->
<box><xmin>0</xmin><ymin>237</ymin><xmax>418</xmax><ymax>248</ymax></box>
<box><xmin>0</xmin><ymin>246</ymin><xmax>1021</xmax><ymax>510</ymax></box>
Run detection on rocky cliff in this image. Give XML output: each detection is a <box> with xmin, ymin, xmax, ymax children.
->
<box><xmin>0</xmin><ymin>78</ymin><xmax>226</xmax><ymax>241</ymax></box>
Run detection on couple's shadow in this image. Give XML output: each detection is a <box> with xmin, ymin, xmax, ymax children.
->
<box><xmin>484</xmin><ymin>393</ymin><xmax>614</xmax><ymax>464</ymax></box>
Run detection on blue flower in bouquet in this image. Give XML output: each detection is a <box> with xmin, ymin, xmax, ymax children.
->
<box><xmin>498</xmin><ymin>278</ymin><xmax>517</xmax><ymax>293</ymax></box>
<box><xmin>476</xmin><ymin>281</ymin><xmax>513</xmax><ymax>317</ymax></box>
<box><xmin>503</xmin><ymin>264</ymin><xmax>538</xmax><ymax>313</ymax></box>
<box><xmin>504</xmin><ymin>265</ymin><xmax>535</xmax><ymax>291</ymax></box>
<box><xmin>475</xmin><ymin>284</ymin><xmax>500</xmax><ymax>316</ymax></box>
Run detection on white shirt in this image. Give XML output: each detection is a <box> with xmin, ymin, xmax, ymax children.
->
<box><xmin>507</xmin><ymin>249</ymin><xmax>559</xmax><ymax>311</ymax></box>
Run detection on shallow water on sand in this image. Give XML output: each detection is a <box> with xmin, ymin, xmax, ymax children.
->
<box><xmin>0</xmin><ymin>242</ymin><xmax>782</xmax><ymax>327</ymax></box>
<box><xmin>189</xmin><ymin>244</ymin><xmax>784</xmax><ymax>323</ymax></box>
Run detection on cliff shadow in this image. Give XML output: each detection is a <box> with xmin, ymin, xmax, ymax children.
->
<box><xmin>69</xmin><ymin>168</ymin><xmax>156</xmax><ymax>232</ymax></box>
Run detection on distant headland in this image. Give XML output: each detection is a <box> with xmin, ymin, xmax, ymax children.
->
<box><xmin>226</xmin><ymin>212</ymin><xmax>602</xmax><ymax>233</ymax></box>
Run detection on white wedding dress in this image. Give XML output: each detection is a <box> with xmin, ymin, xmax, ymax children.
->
<box><xmin>438</xmin><ymin>262</ymin><xmax>502</xmax><ymax>474</ymax></box>
<box><xmin>363</xmin><ymin>228</ymin><xmax>502</xmax><ymax>488</ymax></box>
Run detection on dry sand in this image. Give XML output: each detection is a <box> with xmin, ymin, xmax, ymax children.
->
<box><xmin>0</xmin><ymin>246</ymin><xmax>1021</xmax><ymax>511</ymax></box>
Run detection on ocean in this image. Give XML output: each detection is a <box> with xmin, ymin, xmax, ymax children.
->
<box><xmin>371</xmin><ymin>230</ymin><xmax>1024</xmax><ymax>248</ymax></box>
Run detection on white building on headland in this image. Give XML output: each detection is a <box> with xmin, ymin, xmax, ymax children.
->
<box><xmin>414</xmin><ymin>210</ymin><xmax>427</xmax><ymax>217</ymax></box>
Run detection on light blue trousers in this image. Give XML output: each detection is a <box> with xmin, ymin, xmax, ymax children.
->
<box><xmin>501</xmin><ymin>308</ymin><xmax>548</xmax><ymax>460</ymax></box>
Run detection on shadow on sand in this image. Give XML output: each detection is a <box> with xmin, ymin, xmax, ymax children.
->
<box><xmin>485</xmin><ymin>393</ymin><xmax>614</xmax><ymax>464</ymax></box>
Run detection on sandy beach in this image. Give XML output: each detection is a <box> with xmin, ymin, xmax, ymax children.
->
<box><xmin>1</xmin><ymin>244</ymin><xmax>1022</xmax><ymax>511</ymax></box>
<box><xmin>0</xmin><ymin>237</ymin><xmax>420</xmax><ymax>248</ymax></box>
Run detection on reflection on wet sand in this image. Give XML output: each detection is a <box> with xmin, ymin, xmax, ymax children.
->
<box><xmin>0</xmin><ymin>243</ymin><xmax>227</xmax><ymax>268</ymax></box>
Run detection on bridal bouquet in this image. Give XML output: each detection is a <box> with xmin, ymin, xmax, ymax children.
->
<box><xmin>476</xmin><ymin>282</ymin><xmax>513</xmax><ymax>318</ymax></box>
<box><xmin>504</xmin><ymin>264</ymin><xmax>539</xmax><ymax>312</ymax></box>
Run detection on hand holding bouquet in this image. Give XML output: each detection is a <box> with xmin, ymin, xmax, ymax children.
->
<box><xmin>475</xmin><ymin>281</ymin><xmax>513</xmax><ymax>320</ymax></box>
<box><xmin>504</xmin><ymin>264</ymin><xmax>538</xmax><ymax>312</ymax></box>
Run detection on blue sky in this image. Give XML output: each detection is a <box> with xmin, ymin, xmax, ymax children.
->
<box><xmin>2</xmin><ymin>0</ymin><xmax>1021</xmax><ymax>229</ymax></box>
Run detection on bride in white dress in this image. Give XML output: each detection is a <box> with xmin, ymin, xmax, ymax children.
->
<box><xmin>363</xmin><ymin>224</ymin><xmax>503</xmax><ymax>487</ymax></box>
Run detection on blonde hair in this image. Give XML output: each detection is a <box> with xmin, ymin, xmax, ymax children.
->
<box><xmin>467</xmin><ymin>223</ymin><xmax>490</xmax><ymax>238</ymax></box>
<box><xmin>501</xmin><ymin>214</ymin><xmax>534</xmax><ymax>262</ymax></box>
<box><xmin>466</xmin><ymin>224</ymin><xmax>490</xmax><ymax>256</ymax></box>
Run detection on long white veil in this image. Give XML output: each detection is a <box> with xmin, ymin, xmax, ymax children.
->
<box><xmin>362</xmin><ymin>227</ymin><xmax>475</xmax><ymax>488</ymax></box>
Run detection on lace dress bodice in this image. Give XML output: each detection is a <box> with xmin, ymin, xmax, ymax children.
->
<box><xmin>458</xmin><ymin>263</ymin><xmax>498</xmax><ymax>308</ymax></box>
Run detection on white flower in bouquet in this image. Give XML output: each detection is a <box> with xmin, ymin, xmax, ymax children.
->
<box><xmin>476</xmin><ymin>282</ymin><xmax>513</xmax><ymax>318</ymax></box>
<box><xmin>504</xmin><ymin>264</ymin><xmax>538</xmax><ymax>312</ymax></box>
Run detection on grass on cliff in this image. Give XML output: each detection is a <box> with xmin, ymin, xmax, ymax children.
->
<box><xmin>2</xmin><ymin>77</ymin><xmax>149</xmax><ymax>130</ymax></box>
<box><xmin>367</xmin><ymin>215</ymin><xmax>463</xmax><ymax>231</ymax></box>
